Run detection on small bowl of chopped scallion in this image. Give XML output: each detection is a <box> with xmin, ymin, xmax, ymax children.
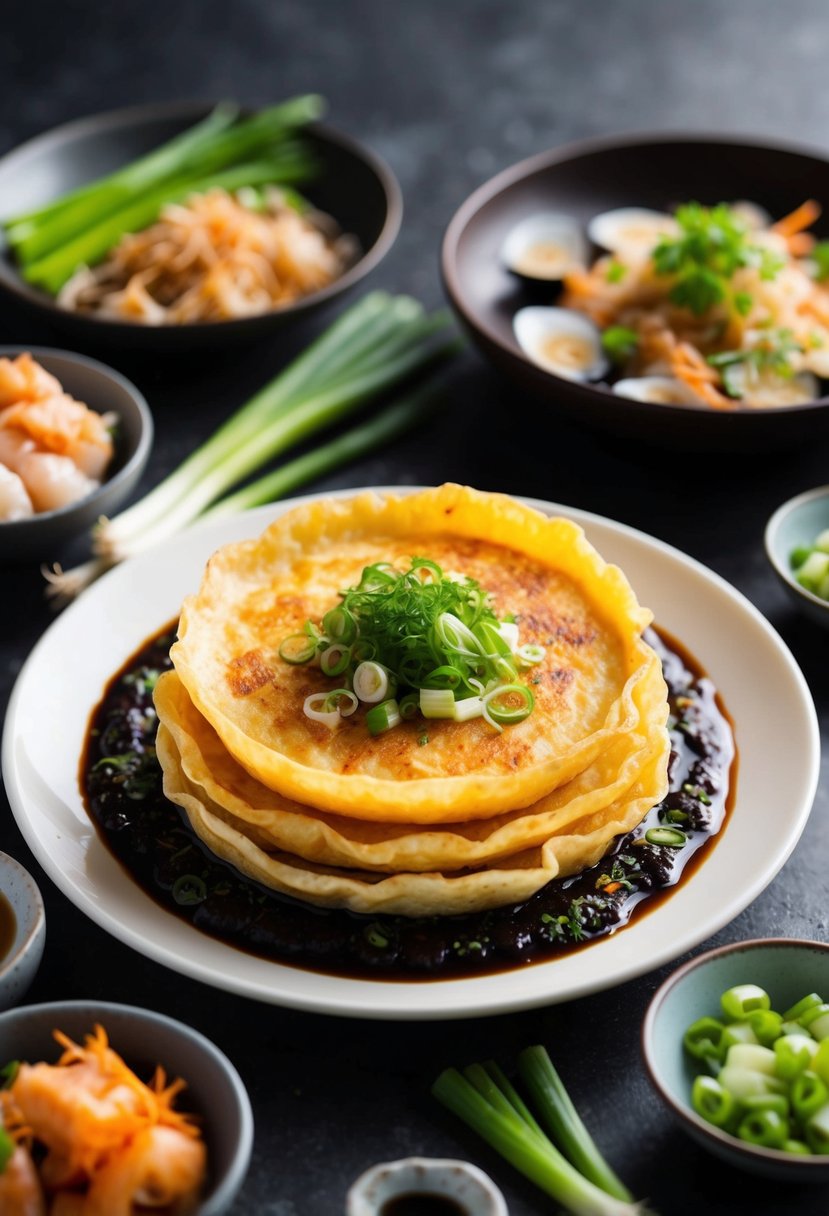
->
<box><xmin>642</xmin><ymin>938</ymin><xmax>829</xmax><ymax>1179</ymax></box>
<box><xmin>765</xmin><ymin>485</ymin><xmax>829</xmax><ymax>627</ymax></box>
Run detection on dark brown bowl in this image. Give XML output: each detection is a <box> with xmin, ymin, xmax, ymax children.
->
<box><xmin>0</xmin><ymin>101</ymin><xmax>402</xmax><ymax>352</ymax></box>
<box><xmin>441</xmin><ymin>132</ymin><xmax>829</xmax><ymax>452</ymax></box>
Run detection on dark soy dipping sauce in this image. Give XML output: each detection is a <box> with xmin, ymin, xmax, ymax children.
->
<box><xmin>81</xmin><ymin>622</ymin><xmax>736</xmax><ymax>981</ymax></box>
<box><xmin>0</xmin><ymin>893</ymin><xmax>16</xmax><ymax>962</ymax></box>
<box><xmin>382</xmin><ymin>1197</ymin><xmax>467</xmax><ymax>1216</ymax></box>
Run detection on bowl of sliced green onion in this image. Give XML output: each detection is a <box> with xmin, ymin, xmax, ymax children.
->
<box><xmin>642</xmin><ymin>938</ymin><xmax>829</xmax><ymax>1179</ymax></box>
<box><xmin>765</xmin><ymin>485</ymin><xmax>829</xmax><ymax>628</ymax></box>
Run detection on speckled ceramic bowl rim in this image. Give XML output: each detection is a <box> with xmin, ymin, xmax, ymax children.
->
<box><xmin>764</xmin><ymin>485</ymin><xmax>829</xmax><ymax>611</ymax></box>
<box><xmin>0</xmin><ymin>100</ymin><xmax>403</xmax><ymax>334</ymax></box>
<box><xmin>0</xmin><ymin>344</ymin><xmax>153</xmax><ymax>528</ymax></box>
<box><xmin>0</xmin><ymin>998</ymin><xmax>254</xmax><ymax>1213</ymax></box>
<box><xmin>641</xmin><ymin>937</ymin><xmax>829</xmax><ymax>1171</ymax></box>
<box><xmin>441</xmin><ymin>128</ymin><xmax>829</xmax><ymax>419</ymax></box>
<box><xmin>0</xmin><ymin>851</ymin><xmax>44</xmax><ymax>977</ymax></box>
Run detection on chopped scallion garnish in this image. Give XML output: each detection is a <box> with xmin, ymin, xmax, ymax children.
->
<box><xmin>365</xmin><ymin>699</ymin><xmax>402</xmax><ymax>735</ymax></box>
<box><xmin>282</xmin><ymin>554</ymin><xmax>543</xmax><ymax>736</ymax></box>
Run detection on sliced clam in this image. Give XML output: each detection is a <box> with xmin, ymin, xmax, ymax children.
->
<box><xmin>501</xmin><ymin>213</ymin><xmax>587</xmax><ymax>281</ymax></box>
<box><xmin>727</xmin><ymin>365</ymin><xmax>820</xmax><ymax>407</ymax></box>
<box><xmin>612</xmin><ymin>376</ymin><xmax>698</xmax><ymax>405</ymax></box>
<box><xmin>513</xmin><ymin>307</ymin><xmax>609</xmax><ymax>381</ymax></box>
<box><xmin>588</xmin><ymin>208</ymin><xmax>678</xmax><ymax>259</ymax></box>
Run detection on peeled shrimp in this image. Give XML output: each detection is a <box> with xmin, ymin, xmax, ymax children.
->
<box><xmin>15</xmin><ymin>451</ymin><xmax>99</xmax><ymax>513</ymax></box>
<box><xmin>0</xmin><ymin>430</ymin><xmax>97</xmax><ymax>514</ymax></box>
<box><xmin>0</xmin><ymin>1143</ymin><xmax>47</xmax><ymax>1215</ymax></box>
<box><xmin>0</xmin><ymin>354</ymin><xmax>115</xmax><ymax>518</ymax></box>
<box><xmin>12</xmin><ymin>1057</ymin><xmax>148</xmax><ymax>1184</ymax></box>
<box><xmin>0</xmin><ymin>352</ymin><xmax>62</xmax><ymax>410</ymax></box>
<box><xmin>82</xmin><ymin>1124</ymin><xmax>207</xmax><ymax>1216</ymax></box>
<box><xmin>0</xmin><ymin>462</ymin><xmax>35</xmax><ymax>521</ymax></box>
<box><xmin>1</xmin><ymin>396</ymin><xmax>114</xmax><ymax>479</ymax></box>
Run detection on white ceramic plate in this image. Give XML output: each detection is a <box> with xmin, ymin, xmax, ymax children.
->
<box><xmin>2</xmin><ymin>491</ymin><xmax>820</xmax><ymax>1020</ymax></box>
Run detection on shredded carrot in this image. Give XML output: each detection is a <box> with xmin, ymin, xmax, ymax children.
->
<box><xmin>51</xmin><ymin>1025</ymin><xmax>198</xmax><ymax>1134</ymax></box>
<box><xmin>771</xmin><ymin>198</ymin><xmax>821</xmax><ymax>238</ymax></box>
<box><xmin>787</xmin><ymin>231</ymin><xmax>817</xmax><ymax>256</ymax></box>
<box><xmin>603</xmin><ymin>882</ymin><xmax>623</xmax><ymax>895</ymax></box>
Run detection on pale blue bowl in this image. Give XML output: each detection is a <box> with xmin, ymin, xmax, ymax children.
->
<box><xmin>765</xmin><ymin>486</ymin><xmax>829</xmax><ymax>628</ymax></box>
<box><xmin>642</xmin><ymin>938</ymin><xmax>829</xmax><ymax>1181</ymax></box>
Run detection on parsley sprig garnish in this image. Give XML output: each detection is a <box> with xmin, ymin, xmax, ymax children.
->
<box><xmin>652</xmin><ymin>202</ymin><xmax>783</xmax><ymax>317</ymax></box>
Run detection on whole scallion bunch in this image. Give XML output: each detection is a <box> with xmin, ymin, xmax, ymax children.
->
<box><xmin>4</xmin><ymin>95</ymin><xmax>323</xmax><ymax>293</ymax></box>
<box><xmin>652</xmin><ymin>201</ymin><xmax>783</xmax><ymax>317</ymax></box>
<box><xmin>282</xmin><ymin>557</ymin><xmax>544</xmax><ymax>736</ymax></box>
<box><xmin>433</xmin><ymin>1046</ymin><xmax>654</xmax><ymax>1215</ymax></box>
<box><xmin>45</xmin><ymin>291</ymin><xmax>459</xmax><ymax>601</ymax></box>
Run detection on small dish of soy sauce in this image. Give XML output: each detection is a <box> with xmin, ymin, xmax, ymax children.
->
<box><xmin>346</xmin><ymin>1157</ymin><xmax>508</xmax><ymax>1216</ymax></box>
<box><xmin>0</xmin><ymin>851</ymin><xmax>45</xmax><ymax>1010</ymax></box>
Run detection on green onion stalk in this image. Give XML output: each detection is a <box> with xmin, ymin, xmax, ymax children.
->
<box><xmin>25</xmin><ymin>151</ymin><xmax>316</xmax><ymax>294</ymax></box>
<box><xmin>433</xmin><ymin>1052</ymin><xmax>653</xmax><ymax>1216</ymax></box>
<box><xmin>44</xmin><ymin>292</ymin><xmax>459</xmax><ymax>602</ymax></box>
<box><xmin>5</xmin><ymin>95</ymin><xmax>324</xmax><ymax>276</ymax></box>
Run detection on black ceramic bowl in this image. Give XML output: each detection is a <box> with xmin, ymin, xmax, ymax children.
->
<box><xmin>442</xmin><ymin>132</ymin><xmax>829</xmax><ymax>452</ymax></box>
<box><xmin>0</xmin><ymin>101</ymin><xmax>402</xmax><ymax>351</ymax></box>
<box><xmin>0</xmin><ymin>346</ymin><xmax>152</xmax><ymax>563</ymax></box>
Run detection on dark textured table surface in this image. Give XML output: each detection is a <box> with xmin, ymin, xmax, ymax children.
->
<box><xmin>2</xmin><ymin>1</ymin><xmax>829</xmax><ymax>1212</ymax></box>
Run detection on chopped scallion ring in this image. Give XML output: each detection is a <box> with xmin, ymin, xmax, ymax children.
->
<box><xmin>721</xmin><ymin>984</ymin><xmax>771</xmax><ymax>1020</ymax></box>
<box><xmin>322</xmin><ymin>606</ymin><xmax>356</xmax><ymax>643</ymax></box>
<box><xmin>423</xmin><ymin>664</ymin><xmax>464</xmax><ymax>690</ymax></box>
<box><xmin>434</xmin><ymin>612</ymin><xmax>482</xmax><ymax>659</ymax></box>
<box><xmin>517</xmin><ymin>643</ymin><xmax>546</xmax><ymax>665</ymax></box>
<box><xmin>420</xmin><ymin>688</ymin><xmax>456</xmax><ymax>718</ymax></box>
<box><xmin>353</xmin><ymin>660</ymin><xmax>393</xmax><ymax>703</ymax></box>
<box><xmin>320</xmin><ymin>643</ymin><xmax>351</xmax><ymax>677</ymax></box>
<box><xmin>366</xmin><ymin>698</ymin><xmax>402</xmax><ymax>735</ymax></box>
<box><xmin>644</xmin><ymin>826</ymin><xmax>688</xmax><ymax>848</ymax></box>
<box><xmin>279</xmin><ymin>633</ymin><xmax>317</xmax><ymax>664</ymax></box>
<box><xmin>323</xmin><ymin>688</ymin><xmax>358</xmax><ymax>717</ymax></box>
<box><xmin>452</xmin><ymin>695</ymin><xmax>484</xmax><ymax>722</ymax></box>
<box><xmin>399</xmin><ymin>692</ymin><xmax>419</xmax><ymax>720</ymax></box>
<box><xmin>409</xmin><ymin>557</ymin><xmax>443</xmax><ymax>583</ymax></box>
<box><xmin>303</xmin><ymin>693</ymin><xmax>342</xmax><ymax>728</ymax></box>
<box><xmin>481</xmin><ymin>683</ymin><xmax>534</xmax><ymax>732</ymax></box>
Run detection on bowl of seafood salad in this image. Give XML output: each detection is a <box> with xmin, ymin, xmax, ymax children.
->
<box><xmin>0</xmin><ymin>1000</ymin><xmax>253</xmax><ymax>1214</ymax></box>
<box><xmin>0</xmin><ymin>347</ymin><xmax>152</xmax><ymax>562</ymax></box>
<box><xmin>442</xmin><ymin>132</ymin><xmax>829</xmax><ymax>450</ymax></box>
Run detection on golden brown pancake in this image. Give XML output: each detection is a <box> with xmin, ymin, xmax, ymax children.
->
<box><xmin>171</xmin><ymin>484</ymin><xmax>663</xmax><ymax>823</ymax></box>
<box><xmin>156</xmin><ymin>713</ymin><xmax>670</xmax><ymax>917</ymax></box>
<box><xmin>154</xmin><ymin>661</ymin><xmax>667</xmax><ymax>874</ymax></box>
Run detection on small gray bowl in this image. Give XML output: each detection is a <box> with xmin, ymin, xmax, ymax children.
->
<box><xmin>0</xmin><ymin>1000</ymin><xmax>254</xmax><ymax>1213</ymax></box>
<box><xmin>0</xmin><ymin>345</ymin><xmax>152</xmax><ymax>563</ymax></box>
<box><xmin>765</xmin><ymin>485</ymin><xmax>829</xmax><ymax>628</ymax></box>
<box><xmin>642</xmin><ymin>938</ymin><xmax>829</xmax><ymax>1181</ymax></box>
<box><xmin>0</xmin><ymin>852</ymin><xmax>45</xmax><ymax>1010</ymax></box>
